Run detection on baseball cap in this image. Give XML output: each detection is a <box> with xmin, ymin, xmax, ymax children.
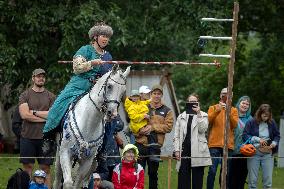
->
<box><xmin>151</xmin><ymin>84</ymin><xmax>163</xmax><ymax>94</ymax></box>
<box><xmin>130</xmin><ymin>89</ymin><xmax>140</xmax><ymax>97</ymax></box>
<box><xmin>220</xmin><ymin>87</ymin><xmax>228</xmax><ymax>94</ymax></box>
<box><xmin>32</xmin><ymin>68</ymin><xmax>46</xmax><ymax>76</ymax></box>
<box><xmin>139</xmin><ymin>86</ymin><xmax>151</xmax><ymax>94</ymax></box>
<box><xmin>93</xmin><ymin>173</ymin><xmax>101</xmax><ymax>179</ymax></box>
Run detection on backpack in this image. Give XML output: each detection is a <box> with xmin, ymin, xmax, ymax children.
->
<box><xmin>6</xmin><ymin>168</ymin><xmax>30</xmax><ymax>189</ymax></box>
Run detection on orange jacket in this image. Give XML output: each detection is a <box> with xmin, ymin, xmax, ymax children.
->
<box><xmin>207</xmin><ymin>104</ymin><xmax>238</xmax><ymax>150</ymax></box>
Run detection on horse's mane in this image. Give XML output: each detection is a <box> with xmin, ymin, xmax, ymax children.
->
<box><xmin>88</xmin><ymin>66</ymin><xmax>124</xmax><ymax>93</ymax></box>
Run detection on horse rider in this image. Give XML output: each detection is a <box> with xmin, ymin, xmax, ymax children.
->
<box><xmin>43</xmin><ymin>22</ymin><xmax>114</xmax><ymax>149</ymax></box>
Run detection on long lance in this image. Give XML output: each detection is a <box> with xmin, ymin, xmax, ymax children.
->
<box><xmin>58</xmin><ymin>60</ymin><xmax>221</xmax><ymax>67</ymax></box>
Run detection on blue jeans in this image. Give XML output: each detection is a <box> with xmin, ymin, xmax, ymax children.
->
<box><xmin>207</xmin><ymin>147</ymin><xmax>232</xmax><ymax>189</ymax></box>
<box><xmin>247</xmin><ymin>151</ymin><xmax>273</xmax><ymax>189</ymax></box>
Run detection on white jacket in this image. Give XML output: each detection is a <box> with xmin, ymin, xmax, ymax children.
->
<box><xmin>173</xmin><ymin>111</ymin><xmax>212</xmax><ymax>171</ymax></box>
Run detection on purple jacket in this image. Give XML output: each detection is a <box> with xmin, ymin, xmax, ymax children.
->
<box><xmin>242</xmin><ymin>118</ymin><xmax>280</xmax><ymax>153</ymax></box>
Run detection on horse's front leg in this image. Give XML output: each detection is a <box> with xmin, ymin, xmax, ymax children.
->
<box><xmin>60</xmin><ymin>142</ymin><xmax>73</xmax><ymax>189</ymax></box>
<box><xmin>74</xmin><ymin>156</ymin><xmax>95</xmax><ymax>188</ymax></box>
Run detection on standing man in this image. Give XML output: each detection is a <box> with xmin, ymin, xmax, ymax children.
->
<box><xmin>206</xmin><ymin>87</ymin><xmax>238</xmax><ymax>189</ymax></box>
<box><xmin>135</xmin><ymin>84</ymin><xmax>174</xmax><ymax>189</ymax></box>
<box><xmin>19</xmin><ymin>68</ymin><xmax>55</xmax><ymax>189</ymax></box>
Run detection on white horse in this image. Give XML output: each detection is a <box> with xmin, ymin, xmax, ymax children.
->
<box><xmin>53</xmin><ymin>66</ymin><xmax>130</xmax><ymax>188</ymax></box>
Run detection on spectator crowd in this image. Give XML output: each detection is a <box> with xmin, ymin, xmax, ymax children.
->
<box><xmin>2</xmin><ymin>22</ymin><xmax>281</xmax><ymax>189</ymax></box>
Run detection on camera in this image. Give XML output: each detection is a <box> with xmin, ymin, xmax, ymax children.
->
<box><xmin>220</xmin><ymin>94</ymin><xmax>227</xmax><ymax>103</ymax></box>
<box><xmin>185</xmin><ymin>102</ymin><xmax>198</xmax><ymax>114</ymax></box>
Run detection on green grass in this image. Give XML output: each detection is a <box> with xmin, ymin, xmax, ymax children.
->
<box><xmin>1</xmin><ymin>153</ymin><xmax>284</xmax><ymax>189</ymax></box>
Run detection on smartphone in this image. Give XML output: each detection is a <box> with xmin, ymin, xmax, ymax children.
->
<box><xmin>185</xmin><ymin>102</ymin><xmax>198</xmax><ymax>114</ymax></box>
<box><xmin>220</xmin><ymin>94</ymin><xmax>227</xmax><ymax>103</ymax></box>
<box><xmin>266</xmin><ymin>139</ymin><xmax>272</xmax><ymax>146</ymax></box>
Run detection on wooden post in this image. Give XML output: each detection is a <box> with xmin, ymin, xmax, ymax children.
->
<box><xmin>168</xmin><ymin>156</ymin><xmax>172</xmax><ymax>189</ymax></box>
<box><xmin>221</xmin><ymin>2</ymin><xmax>239</xmax><ymax>189</ymax></box>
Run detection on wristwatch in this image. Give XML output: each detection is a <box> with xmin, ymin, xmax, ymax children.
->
<box><xmin>33</xmin><ymin>110</ymin><xmax>37</xmax><ymax>116</ymax></box>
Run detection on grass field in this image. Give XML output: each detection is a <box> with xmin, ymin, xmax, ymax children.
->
<box><xmin>1</xmin><ymin>153</ymin><xmax>284</xmax><ymax>189</ymax></box>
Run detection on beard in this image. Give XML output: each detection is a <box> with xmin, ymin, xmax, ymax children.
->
<box><xmin>35</xmin><ymin>83</ymin><xmax>44</xmax><ymax>88</ymax></box>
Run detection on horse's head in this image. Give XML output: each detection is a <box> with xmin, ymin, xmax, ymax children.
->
<box><xmin>95</xmin><ymin>65</ymin><xmax>130</xmax><ymax>118</ymax></box>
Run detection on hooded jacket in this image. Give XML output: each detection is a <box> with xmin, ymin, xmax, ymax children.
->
<box><xmin>112</xmin><ymin>160</ymin><xmax>144</xmax><ymax>189</ymax></box>
<box><xmin>207</xmin><ymin>104</ymin><xmax>238</xmax><ymax>150</ymax></box>
<box><xmin>124</xmin><ymin>97</ymin><xmax>151</xmax><ymax>134</ymax></box>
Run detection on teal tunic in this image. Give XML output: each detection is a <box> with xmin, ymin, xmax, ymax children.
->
<box><xmin>43</xmin><ymin>45</ymin><xmax>112</xmax><ymax>133</ymax></box>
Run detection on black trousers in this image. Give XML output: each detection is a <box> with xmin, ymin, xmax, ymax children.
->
<box><xmin>178</xmin><ymin>153</ymin><xmax>205</xmax><ymax>189</ymax></box>
<box><xmin>147</xmin><ymin>132</ymin><xmax>160</xmax><ymax>156</ymax></box>
<box><xmin>136</xmin><ymin>143</ymin><xmax>160</xmax><ymax>189</ymax></box>
<box><xmin>229</xmin><ymin>154</ymin><xmax>248</xmax><ymax>189</ymax></box>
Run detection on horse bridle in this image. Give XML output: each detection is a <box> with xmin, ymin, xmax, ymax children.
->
<box><xmin>89</xmin><ymin>72</ymin><xmax>126</xmax><ymax>114</ymax></box>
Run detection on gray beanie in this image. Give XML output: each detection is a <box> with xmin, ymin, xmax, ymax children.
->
<box><xmin>88</xmin><ymin>23</ymin><xmax>113</xmax><ymax>40</ymax></box>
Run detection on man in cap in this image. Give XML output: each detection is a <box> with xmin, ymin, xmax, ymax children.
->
<box><xmin>125</xmin><ymin>88</ymin><xmax>161</xmax><ymax>163</ymax></box>
<box><xmin>134</xmin><ymin>84</ymin><xmax>174</xmax><ymax>189</ymax></box>
<box><xmin>206</xmin><ymin>87</ymin><xmax>238</xmax><ymax>189</ymax></box>
<box><xmin>19</xmin><ymin>68</ymin><xmax>56</xmax><ymax>188</ymax></box>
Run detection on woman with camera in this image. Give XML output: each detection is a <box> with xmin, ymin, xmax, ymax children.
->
<box><xmin>242</xmin><ymin>104</ymin><xmax>280</xmax><ymax>189</ymax></box>
<box><xmin>173</xmin><ymin>93</ymin><xmax>211</xmax><ymax>189</ymax></box>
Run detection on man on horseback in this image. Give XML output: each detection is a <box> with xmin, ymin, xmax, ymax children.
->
<box><xmin>43</xmin><ymin>22</ymin><xmax>114</xmax><ymax>145</ymax></box>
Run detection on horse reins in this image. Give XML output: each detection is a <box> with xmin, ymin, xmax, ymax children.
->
<box><xmin>89</xmin><ymin>72</ymin><xmax>126</xmax><ymax>113</ymax></box>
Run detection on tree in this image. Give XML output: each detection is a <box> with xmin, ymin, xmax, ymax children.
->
<box><xmin>0</xmin><ymin>0</ymin><xmax>283</xmax><ymax>119</ymax></box>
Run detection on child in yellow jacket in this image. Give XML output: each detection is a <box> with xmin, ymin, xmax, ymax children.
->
<box><xmin>124</xmin><ymin>89</ymin><xmax>161</xmax><ymax>162</ymax></box>
<box><xmin>124</xmin><ymin>89</ymin><xmax>151</xmax><ymax>134</ymax></box>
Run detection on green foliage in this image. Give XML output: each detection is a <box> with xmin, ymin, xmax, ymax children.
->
<box><xmin>171</xmin><ymin>1</ymin><xmax>284</xmax><ymax>118</ymax></box>
<box><xmin>0</xmin><ymin>0</ymin><xmax>283</xmax><ymax>119</ymax></box>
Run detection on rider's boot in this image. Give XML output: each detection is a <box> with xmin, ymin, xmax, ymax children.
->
<box><xmin>42</xmin><ymin>129</ymin><xmax>57</xmax><ymax>156</ymax></box>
